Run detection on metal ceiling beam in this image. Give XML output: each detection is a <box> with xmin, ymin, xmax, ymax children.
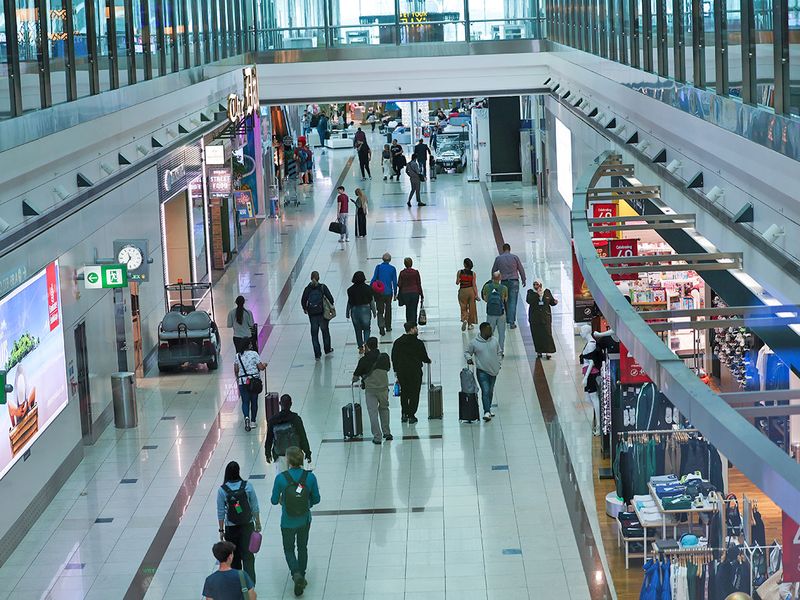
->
<box><xmin>634</xmin><ymin>305</ymin><xmax>800</xmax><ymax>320</ymax></box>
<box><xmin>607</xmin><ymin>262</ymin><xmax>740</xmax><ymax>275</ymax></box>
<box><xmin>601</xmin><ymin>252</ymin><xmax>742</xmax><ymax>264</ymax></box>
<box><xmin>588</xmin><ymin>213</ymin><xmax>695</xmax><ymax>224</ymax></box>
<box><xmin>721</xmin><ymin>390</ymin><xmax>800</xmax><ymax>404</ymax></box>
<box><xmin>735</xmin><ymin>405</ymin><xmax>800</xmax><ymax>418</ymax></box>
<box><xmin>588</xmin><ymin>222</ymin><xmax>694</xmax><ymax>232</ymax></box>
<box><xmin>647</xmin><ymin>316</ymin><xmax>800</xmax><ymax>331</ymax></box>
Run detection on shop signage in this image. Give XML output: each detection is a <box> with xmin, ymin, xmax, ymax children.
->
<box><xmin>162</xmin><ymin>164</ymin><xmax>185</xmax><ymax>194</ymax></box>
<box><xmin>783</xmin><ymin>511</ymin><xmax>800</xmax><ymax>582</ymax></box>
<box><xmin>619</xmin><ymin>342</ymin><xmax>651</xmax><ymax>384</ymax></box>
<box><xmin>234</xmin><ymin>190</ymin><xmax>254</xmax><ymax>220</ymax></box>
<box><xmin>208</xmin><ymin>167</ymin><xmax>232</xmax><ymax>198</ymax></box>
<box><xmin>205</xmin><ymin>145</ymin><xmax>225</xmax><ymax>165</ymax></box>
<box><xmin>84</xmin><ymin>264</ymin><xmax>128</xmax><ymax>290</ymax></box>
<box><xmin>608</xmin><ymin>239</ymin><xmax>639</xmax><ymax>281</ymax></box>
<box><xmin>226</xmin><ymin>66</ymin><xmax>260</xmax><ymax>125</ymax></box>
<box><xmin>591</xmin><ymin>202</ymin><xmax>618</xmax><ymax>239</ymax></box>
<box><xmin>46</xmin><ymin>263</ymin><xmax>60</xmax><ymax>330</ymax></box>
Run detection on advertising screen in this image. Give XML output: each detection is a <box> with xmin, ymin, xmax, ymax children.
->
<box><xmin>0</xmin><ymin>261</ymin><xmax>68</xmax><ymax>480</ymax></box>
<box><xmin>555</xmin><ymin>117</ymin><xmax>574</xmax><ymax>208</ymax></box>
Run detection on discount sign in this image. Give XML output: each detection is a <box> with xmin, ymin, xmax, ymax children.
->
<box><xmin>620</xmin><ymin>342</ymin><xmax>651</xmax><ymax>384</ymax></box>
<box><xmin>591</xmin><ymin>202</ymin><xmax>618</xmax><ymax>240</ymax></box>
<box><xmin>608</xmin><ymin>238</ymin><xmax>639</xmax><ymax>281</ymax></box>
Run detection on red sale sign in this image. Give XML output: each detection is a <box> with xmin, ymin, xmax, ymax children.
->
<box><xmin>619</xmin><ymin>342</ymin><xmax>651</xmax><ymax>384</ymax></box>
<box><xmin>45</xmin><ymin>262</ymin><xmax>60</xmax><ymax>331</ymax></box>
<box><xmin>783</xmin><ymin>511</ymin><xmax>800</xmax><ymax>582</ymax></box>
<box><xmin>608</xmin><ymin>238</ymin><xmax>639</xmax><ymax>281</ymax></box>
<box><xmin>591</xmin><ymin>202</ymin><xmax>618</xmax><ymax>239</ymax></box>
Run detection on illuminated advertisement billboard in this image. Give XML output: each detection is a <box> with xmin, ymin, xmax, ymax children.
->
<box><xmin>0</xmin><ymin>261</ymin><xmax>68</xmax><ymax>480</ymax></box>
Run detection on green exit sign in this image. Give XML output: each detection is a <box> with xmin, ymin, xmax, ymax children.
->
<box><xmin>85</xmin><ymin>264</ymin><xmax>128</xmax><ymax>289</ymax></box>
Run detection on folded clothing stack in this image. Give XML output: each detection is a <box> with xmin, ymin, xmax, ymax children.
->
<box><xmin>633</xmin><ymin>495</ymin><xmax>663</xmax><ymax>526</ymax></box>
<box><xmin>661</xmin><ymin>495</ymin><xmax>693</xmax><ymax>510</ymax></box>
<box><xmin>649</xmin><ymin>474</ymin><xmax>679</xmax><ymax>485</ymax></box>
<box><xmin>653</xmin><ymin>483</ymin><xmax>688</xmax><ymax>498</ymax></box>
<box><xmin>617</xmin><ymin>511</ymin><xmax>645</xmax><ymax>538</ymax></box>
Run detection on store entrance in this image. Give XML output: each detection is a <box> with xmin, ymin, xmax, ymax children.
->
<box><xmin>162</xmin><ymin>191</ymin><xmax>192</xmax><ymax>284</ymax></box>
<box><xmin>74</xmin><ymin>321</ymin><xmax>92</xmax><ymax>442</ymax></box>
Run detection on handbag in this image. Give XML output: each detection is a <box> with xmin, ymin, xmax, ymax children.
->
<box><xmin>418</xmin><ymin>302</ymin><xmax>427</xmax><ymax>326</ymax></box>
<box><xmin>393</xmin><ymin>381</ymin><xmax>401</xmax><ymax>397</ymax></box>
<box><xmin>237</xmin><ymin>354</ymin><xmax>263</xmax><ymax>394</ymax></box>
<box><xmin>323</xmin><ymin>293</ymin><xmax>336</xmax><ymax>320</ymax></box>
<box><xmin>248</xmin><ymin>531</ymin><xmax>262</xmax><ymax>553</ymax></box>
<box><xmin>328</xmin><ymin>221</ymin><xmax>344</xmax><ymax>234</ymax></box>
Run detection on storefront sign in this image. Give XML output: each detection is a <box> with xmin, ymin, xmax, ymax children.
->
<box><xmin>234</xmin><ymin>190</ymin><xmax>254</xmax><ymax>220</ymax></box>
<box><xmin>783</xmin><ymin>511</ymin><xmax>800</xmax><ymax>582</ymax></box>
<box><xmin>157</xmin><ymin>147</ymin><xmax>201</xmax><ymax>202</ymax></box>
<box><xmin>162</xmin><ymin>164</ymin><xmax>185</xmax><ymax>194</ymax></box>
<box><xmin>620</xmin><ymin>342</ymin><xmax>651</xmax><ymax>384</ymax></box>
<box><xmin>208</xmin><ymin>167</ymin><xmax>232</xmax><ymax>198</ymax></box>
<box><xmin>227</xmin><ymin>66</ymin><xmax>260</xmax><ymax>124</ymax></box>
<box><xmin>608</xmin><ymin>238</ymin><xmax>639</xmax><ymax>281</ymax></box>
<box><xmin>205</xmin><ymin>145</ymin><xmax>225</xmax><ymax>165</ymax></box>
<box><xmin>591</xmin><ymin>202</ymin><xmax>618</xmax><ymax>239</ymax></box>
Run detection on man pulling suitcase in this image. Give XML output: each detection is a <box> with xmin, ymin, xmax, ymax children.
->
<box><xmin>464</xmin><ymin>322</ymin><xmax>503</xmax><ymax>422</ymax></box>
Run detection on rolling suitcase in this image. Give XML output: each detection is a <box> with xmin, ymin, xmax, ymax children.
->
<box><xmin>458</xmin><ymin>365</ymin><xmax>480</xmax><ymax>423</ymax></box>
<box><xmin>264</xmin><ymin>376</ymin><xmax>280</xmax><ymax>421</ymax></box>
<box><xmin>427</xmin><ymin>363</ymin><xmax>443</xmax><ymax>419</ymax></box>
<box><xmin>342</xmin><ymin>385</ymin><xmax>363</xmax><ymax>439</ymax></box>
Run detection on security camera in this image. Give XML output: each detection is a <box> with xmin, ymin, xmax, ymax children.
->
<box><xmin>705</xmin><ymin>186</ymin><xmax>724</xmax><ymax>202</ymax></box>
<box><xmin>666</xmin><ymin>159</ymin><xmax>682</xmax><ymax>174</ymax></box>
<box><xmin>0</xmin><ymin>217</ymin><xmax>9</xmax><ymax>233</ymax></box>
<box><xmin>762</xmin><ymin>224</ymin><xmax>785</xmax><ymax>244</ymax></box>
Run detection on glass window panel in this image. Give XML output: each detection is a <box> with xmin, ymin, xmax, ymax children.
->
<box><xmin>46</xmin><ymin>0</ymin><xmax>72</xmax><ymax>105</ymax></box>
<box><xmin>16</xmin><ymin>0</ymin><xmax>43</xmax><ymax>112</ymax></box>
<box><xmin>727</xmin><ymin>0</ymin><xmax>742</xmax><ymax>95</ymax></box>
<box><xmin>149</xmin><ymin>0</ymin><xmax>162</xmax><ymax>76</ymax></box>
<box><xmin>790</xmin><ymin>0</ymin><xmax>800</xmax><ymax>113</ymax></box>
<box><xmin>268</xmin><ymin>0</ymin><xmax>326</xmax><ymax>48</ymax></box>
<box><xmin>704</xmin><ymin>0</ymin><xmax>716</xmax><ymax>89</ymax></box>
<box><xmin>683</xmin><ymin>0</ymin><xmax>695</xmax><ymax>82</ymax></box>
<box><xmin>666</xmin><ymin>0</ymin><xmax>675</xmax><ymax>76</ymax></box>
<box><xmin>469</xmin><ymin>0</ymin><xmax>539</xmax><ymax>40</ymax></box>
<box><xmin>164</xmin><ymin>0</ymin><xmax>175</xmax><ymax>70</ymax></box>
<box><xmin>0</xmin><ymin>0</ymin><xmax>10</xmax><ymax>118</ymax></box>
<box><xmin>753</xmin><ymin>0</ymin><xmax>773</xmax><ymax>107</ymax></box>
<box><xmin>399</xmin><ymin>0</ymin><xmax>464</xmax><ymax>43</ymax></box>
<box><xmin>94</xmin><ymin>0</ymin><xmax>113</xmax><ymax>91</ymax></box>
<box><xmin>72</xmin><ymin>1</ymin><xmax>92</xmax><ymax>97</ymax></box>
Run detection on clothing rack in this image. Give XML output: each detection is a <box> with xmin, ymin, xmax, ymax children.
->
<box><xmin>617</xmin><ymin>428</ymin><xmax>700</xmax><ymax>442</ymax></box>
<box><xmin>742</xmin><ymin>540</ymin><xmax>783</xmax><ymax>596</ymax></box>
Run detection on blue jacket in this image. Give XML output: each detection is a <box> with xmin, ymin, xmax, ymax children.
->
<box><xmin>271</xmin><ymin>467</ymin><xmax>321</xmax><ymax>528</ymax></box>
<box><xmin>371</xmin><ymin>262</ymin><xmax>397</xmax><ymax>297</ymax></box>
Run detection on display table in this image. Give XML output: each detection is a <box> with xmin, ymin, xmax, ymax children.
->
<box><xmin>647</xmin><ymin>482</ymin><xmax>715</xmax><ymax>539</ymax></box>
<box><xmin>325</xmin><ymin>136</ymin><xmax>353</xmax><ymax>149</ymax></box>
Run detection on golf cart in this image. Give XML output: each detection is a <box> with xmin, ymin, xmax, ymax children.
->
<box><xmin>157</xmin><ymin>281</ymin><xmax>221</xmax><ymax>372</ymax></box>
<box><xmin>433</xmin><ymin>133</ymin><xmax>467</xmax><ymax>174</ymax></box>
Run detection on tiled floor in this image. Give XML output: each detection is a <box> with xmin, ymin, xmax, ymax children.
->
<box><xmin>0</xmin><ymin>133</ymin><xmax>613</xmax><ymax>600</ymax></box>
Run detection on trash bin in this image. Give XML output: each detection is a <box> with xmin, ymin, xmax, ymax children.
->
<box><xmin>111</xmin><ymin>372</ymin><xmax>138</xmax><ymax>428</ymax></box>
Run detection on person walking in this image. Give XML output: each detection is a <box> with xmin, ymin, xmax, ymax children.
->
<box><xmin>390</xmin><ymin>139</ymin><xmax>404</xmax><ymax>180</ymax></box>
<box><xmin>301</xmin><ymin>111</ymin><xmax>310</xmax><ymax>137</ymax></box>
<box><xmin>297</xmin><ymin>137</ymin><xmax>313</xmax><ymax>185</ymax></box>
<box><xmin>301</xmin><ymin>271</ymin><xmax>334</xmax><ymax>360</ymax></box>
<box><xmin>526</xmin><ymin>280</ymin><xmax>559</xmax><ymax>359</ymax></box>
<box><xmin>464</xmin><ymin>322</ymin><xmax>503</xmax><ymax>422</ymax></box>
<box><xmin>270</xmin><ymin>447</ymin><xmax>321</xmax><ymax>598</ymax></box>
<box><xmin>352</xmin><ymin>337</ymin><xmax>393</xmax><ymax>444</ymax></box>
<box><xmin>233</xmin><ymin>341</ymin><xmax>266</xmax><ymax>432</ymax></box>
<box><xmin>381</xmin><ymin>144</ymin><xmax>392</xmax><ymax>180</ymax></box>
<box><xmin>335</xmin><ymin>185</ymin><xmax>349</xmax><ymax>243</ymax></box>
<box><xmin>367</xmin><ymin>111</ymin><xmax>377</xmax><ymax>131</ymax></box>
<box><xmin>371</xmin><ymin>253</ymin><xmax>398</xmax><ymax>336</ymax></box>
<box><xmin>227</xmin><ymin>296</ymin><xmax>256</xmax><ymax>353</ymax></box>
<box><xmin>354</xmin><ymin>188</ymin><xmax>368</xmax><ymax>238</ymax></box>
<box><xmin>413</xmin><ymin>138</ymin><xmax>430</xmax><ymax>179</ymax></box>
<box><xmin>405</xmin><ymin>153</ymin><xmax>425</xmax><ymax>206</ymax></box>
<box><xmin>397</xmin><ymin>257</ymin><xmax>424</xmax><ymax>326</ymax></box>
<box><xmin>265</xmin><ymin>394</ymin><xmax>312</xmax><ymax>472</ymax></box>
<box><xmin>491</xmin><ymin>243</ymin><xmax>527</xmax><ymax>329</ymax></box>
<box><xmin>356</xmin><ymin>140</ymin><xmax>372</xmax><ymax>180</ymax></box>
<box><xmin>202</xmin><ymin>541</ymin><xmax>257</xmax><ymax>600</ymax></box>
<box><xmin>217</xmin><ymin>461</ymin><xmax>261</xmax><ymax>585</ymax></box>
<box><xmin>316</xmin><ymin>112</ymin><xmax>328</xmax><ymax>151</ymax></box>
<box><xmin>346</xmin><ymin>271</ymin><xmax>376</xmax><ymax>354</ymax></box>
<box><xmin>456</xmin><ymin>258</ymin><xmax>480</xmax><ymax>331</ymax></box>
<box><xmin>481</xmin><ymin>271</ymin><xmax>508</xmax><ymax>354</ymax></box>
<box><xmin>390</xmin><ymin>322</ymin><xmax>432</xmax><ymax>424</ymax></box>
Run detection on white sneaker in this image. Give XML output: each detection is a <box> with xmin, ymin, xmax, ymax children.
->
<box><xmin>489</xmin><ymin>411</ymin><xmax>496</xmax><ymax>417</ymax></box>
<box><xmin>483</xmin><ymin>412</ymin><xmax>492</xmax><ymax>422</ymax></box>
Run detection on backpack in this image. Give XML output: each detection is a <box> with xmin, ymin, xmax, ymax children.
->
<box><xmin>221</xmin><ymin>482</ymin><xmax>252</xmax><ymax>525</ymax></box>
<box><xmin>485</xmin><ymin>283</ymin><xmax>505</xmax><ymax>316</ymax></box>
<box><xmin>282</xmin><ymin>470</ymin><xmax>310</xmax><ymax>517</ymax></box>
<box><xmin>272</xmin><ymin>421</ymin><xmax>300</xmax><ymax>458</ymax></box>
<box><xmin>724</xmin><ymin>493</ymin><xmax>742</xmax><ymax>535</ymax></box>
<box><xmin>306</xmin><ymin>285</ymin><xmax>324</xmax><ymax>315</ymax></box>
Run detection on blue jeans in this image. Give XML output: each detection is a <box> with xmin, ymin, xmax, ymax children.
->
<box><xmin>503</xmin><ymin>279</ymin><xmax>520</xmax><ymax>325</ymax></box>
<box><xmin>350</xmin><ymin>305</ymin><xmax>372</xmax><ymax>348</ymax></box>
<box><xmin>309</xmin><ymin>314</ymin><xmax>331</xmax><ymax>358</ymax></box>
<box><xmin>238</xmin><ymin>384</ymin><xmax>259</xmax><ymax>420</ymax></box>
<box><xmin>476</xmin><ymin>368</ymin><xmax>497</xmax><ymax>414</ymax></box>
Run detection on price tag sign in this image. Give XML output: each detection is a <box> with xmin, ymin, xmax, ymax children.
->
<box><xmin>619</xmin><ymin>342</ymin><xmax>651</xmax><ymax>384</ymax></box>
<box><xmin>783</xmin><ymin>511</ymin><xmax>800</xmax><ymax>582</ymax></box>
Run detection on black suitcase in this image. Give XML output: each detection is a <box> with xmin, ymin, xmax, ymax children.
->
<box><xmin>459</xmin><ymin>391</ymin><xmax>480</xmax><ymax>423</ymax></box>
<box><xmin>427</xmin><ymin>363</ymin><xmax>442</xmax><ymax>419</ymax></box>
<box><xmin>342</xmin><ymin>385</ymin><xmax>363</xmax><ymax>439</ymax></box>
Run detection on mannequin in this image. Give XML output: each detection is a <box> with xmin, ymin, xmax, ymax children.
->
<box><xmin>580</xmin><ymin>324</ymin><xmax>604</xmax><ymax>435</ymax></box>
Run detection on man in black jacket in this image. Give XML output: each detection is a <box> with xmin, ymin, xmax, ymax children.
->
<box><xmin>300</xmin><ymin>271</ymin><xmax>334</xmax><ymax>360</ymax></box>
<box><xmin>413</xmin><ymin>138</ymin><xmax>430</xmax><ymax>179</ymax></box>
<box><xmin>265</xmin><ymin>395</ymin><xmax>312</xmax><ymax>471</ymax></box>
<box><xmin>390</xmin><ymin>322</ymin><xmax>432</xmax><ymax>424</ymax></box>
<box><xmin>352</xmin><ymin>337</ymin><xmax>393</xmax><ymax>444</ymax></box>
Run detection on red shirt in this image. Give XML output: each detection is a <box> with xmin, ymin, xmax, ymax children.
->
<box><xmin>337</xmin><ymin>193</ymin><xmax>349</xmax><ymax>214</ymax></box>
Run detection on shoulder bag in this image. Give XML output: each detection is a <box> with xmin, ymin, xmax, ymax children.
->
<box><xmin>237</xmin><ymin>354</ymin><xmax>263</xmax><ymax>394</ymax></box>
<box><xmin>322</xmin><ymin>286</ymin><xmax>336</xmax><ymax>320</ymax></box>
